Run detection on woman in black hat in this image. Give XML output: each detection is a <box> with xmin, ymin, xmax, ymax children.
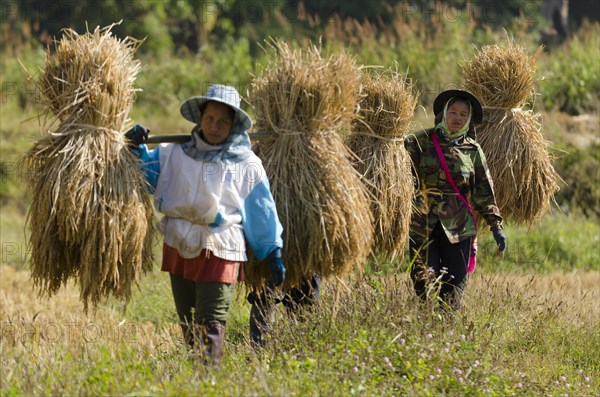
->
<box><xmin>405</xmin><ymin>90</ymin><xmax>507</xmax><ymax>310</ymax></box>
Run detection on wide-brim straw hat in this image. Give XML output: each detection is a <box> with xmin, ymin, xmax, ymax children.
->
<box><xmin>180</xmin><ymin>84</ymin><xmax>252</xmax><ymax>131</ymax></box>
<box><xmin>433</xmin><ymin>89</ymin><xmax>483</xmax><ymax>124</ymax></box>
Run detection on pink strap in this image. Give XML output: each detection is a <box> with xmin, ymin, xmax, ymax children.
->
<box><xmin>431</xmin><ymin>132</ymin><xmax>478</xmax><ymax>273</ymax></box>
<box><xmin>431</xmin><ymin>133</ymin><xmax>477</xmax><ymax>230</ymax></box>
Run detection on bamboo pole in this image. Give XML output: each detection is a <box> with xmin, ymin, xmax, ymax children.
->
<box><xmin>145</xmin><ymin>131</ymin><xmax>273</xmax><ymax>144</ymax></box>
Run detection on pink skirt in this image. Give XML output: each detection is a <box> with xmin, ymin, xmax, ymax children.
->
<box><xmin>161</xmin><ymin>243</ymin><xmax>244</xmax><ymax>283</ymax></box>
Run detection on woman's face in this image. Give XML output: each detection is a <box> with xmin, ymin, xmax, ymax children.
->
<box><xmin>446</xmin><ymin>100</ymin><xmax>470</xmax><ymax>133</ymax></box>
<box><xmin>200</xmin><ymin>101</ymin><xmax>234</xmax><ymax>145</ymax></box>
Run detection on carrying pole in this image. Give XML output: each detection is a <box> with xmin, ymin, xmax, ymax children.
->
<box><xmin>146</xmin><ymin>132</ymin><xmax>272</xmax><ymax>144</ymax></box>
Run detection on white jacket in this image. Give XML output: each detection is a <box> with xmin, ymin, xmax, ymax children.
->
<box><xmin>137</xmin><ymin>131</ymin><xmax>283</xmax><ymax>262</ymax></box>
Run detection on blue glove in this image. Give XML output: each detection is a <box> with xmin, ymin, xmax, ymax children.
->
<box><xmin>125</xmin><ymin>124</ymin><xmax>150</xmax><ymax>148</ymax></box>
<box><xmin>492</xmin><ymin>229</ymin><xmax>507</xmax><ymax>253</ymax></box>
<box><xmin>267</xmin><ymin>249</ymin><xmax>286</xmax><ymax>288</ymax></box>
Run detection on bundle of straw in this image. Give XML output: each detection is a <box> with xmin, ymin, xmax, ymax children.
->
<box><xmin>18</xmin><ymin>25</ymin><xmax>154</xmax><ymax>311</ymax></box>
<box><xmin>246</xmin><ymin>40</ymin><xmax>373</xmax><ymax>288</ymax></box>
<box><xmin>462</xmin><ymin>37</ymin><xmax>559</xmax><ymax>226</ymax></box>
<box><xmin>346</xmin><ymin>71</ymin><xmax>416</xmax><ymax>258</ymax></box>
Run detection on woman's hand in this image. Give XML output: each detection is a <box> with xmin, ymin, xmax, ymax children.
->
<box><xmin>267</xmin><ymin>249</ymin><xmax>286</xmax><ymax>287</ymax></box>
<box><xmin>125</xmin><ymin>124</ymin><xmax>150</xmax><ymax>147</ymax></box>
<box><xmin>492</xmin><ymin>229</ymin><xmax>507</xmax><ymax>253</ymax></box>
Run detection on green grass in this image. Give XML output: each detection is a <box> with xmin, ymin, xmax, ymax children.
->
<box><xmin>365</xmin><ymin>211</ymin><xmax>600</xmax><ymax>276</ymax></box>
<box><xmin>1</xmin><ymin>199</ymin><xmax>598</xmax><ymax>396</ymax></box>
<box><xmin>1</xmin><ymin>213</ymin><xmax>598</xmax><ymax>395</ymax></box>
<box><xmin>1</xmin><ymin>266</ymin><xmax>598</xmax><ymax>396</ymax></box>
<box><xmin>477</xmin><ymin>211</ymin><xmax>600</xmax><ymax>273</ymax></box>
<box><xmin>538</xmin><ymin>21</ymin><xmax>600</xmax><ymax>115</ymax></box>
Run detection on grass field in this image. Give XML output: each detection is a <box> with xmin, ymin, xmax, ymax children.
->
<box><xmin>0</xmin><ymin>103</ymin><xmax>598</xmax><ymax>396</ymax></box>
<box><xmin>1</xmin><ymin>213</ymin><xmax>599</xmax><ymax>395</ymax></box>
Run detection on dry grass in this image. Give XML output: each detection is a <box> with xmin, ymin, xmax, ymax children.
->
<box><xmin>1</xmin><ymin>262</ymin><xmax>598</xmax><ymax>395</ymax></box>
<box><xmin>245</xmin><ymin>39</ymin><xmax>373</xmax><ymax>288</ymax></box>
<box><xmin>467</xmin><ymin>271</ymin><xmax>599</xmax><ymax>325</ymax></box>
<box><xmin>3</xmin><ymin>264</ymin><xmax>597</xmax><ymax>346</ymax></box>
<box><xmin>346</xmin><ymin>70</ymin><xmax>416</xmax><ymax>258</ymax></box>
<box><xmin>17</xmin><ymin>24</ymin><xmax>155</xmax><ymax>312</ymax></box>
<box><xmin>0</xmin><ymin>265</ymin><xmax>178</xmax><ymax>359</ymax></box>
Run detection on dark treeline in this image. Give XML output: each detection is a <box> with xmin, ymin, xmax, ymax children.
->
<box><xmin>1</xmin><ymin>0</ymin><xmax>599</xmax><ymax>56</ymax></box>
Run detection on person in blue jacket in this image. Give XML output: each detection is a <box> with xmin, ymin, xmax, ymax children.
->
<box><xmin>126</xmin><ymin>84</ymin><xmax>285</xmax><ymax>366</ymax></box>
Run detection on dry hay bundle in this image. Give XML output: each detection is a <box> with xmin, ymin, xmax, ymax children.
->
<box><xmin>346</xmin><ymin>71</ymin><xmax>416</xmax><ymax>258</ymax></box>
<box><xmin>475</xmin><ymin>109</ymin><xmax>559</xmax><ymax>224</ymax></box>
<box><xmin>463</xmin><ymin>37</ymin><xmax>559</xmax><ymax>226</ymax></box>
<box><xmin>246</xmin><ymin>40</ymin><xmax>373</xmax><ymax>288</ymax></box>
<box><xmin>462</xmin><ymin>36</ymin><xmax>541</xmax><ymax>110</ymax></box>
<box><xmin>18</xmin><ymin>25</ymin><xmax>154</xmax><ymax>311</ymax></box>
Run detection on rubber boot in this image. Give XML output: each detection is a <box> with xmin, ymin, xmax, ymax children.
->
<box><xmin>200</xmin><ymin>322</ymin><xmax>226</xmax><ymax>366</ymax></box>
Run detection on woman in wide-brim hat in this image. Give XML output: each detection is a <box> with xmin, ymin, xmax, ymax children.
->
<box><xmin>404</xmin><ymin>89</ymin><xmax>507</xmax><ymax>310</ymax></box>
<box><xmin>125</xmin><ymin>84</ymin><xmax>285</xmax><ymax>365</ymax></box>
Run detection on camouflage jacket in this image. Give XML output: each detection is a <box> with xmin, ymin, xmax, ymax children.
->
<box><xmin>405</xmin><ymin>128</ymin><xmax>503</xmax><ymax>244</ymax></box>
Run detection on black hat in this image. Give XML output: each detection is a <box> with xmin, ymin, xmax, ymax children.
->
<box><xmin>433</xmin><ymin>90</ymin><xmax>483</xmax><ymax>124</ymax></box>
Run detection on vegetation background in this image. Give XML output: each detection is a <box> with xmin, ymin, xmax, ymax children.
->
<box><xmin>1</xmin><ymin>1</ymin><xmax>598</xmax><ymax>396</ymax></box>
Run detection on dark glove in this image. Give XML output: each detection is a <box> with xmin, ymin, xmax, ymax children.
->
<box><xmin>125</xmin><ymin>124</ymin><xmax>150</xmax><ymax>147</ymax></box>
<box><xmin>267</xmin><ymin>249</ymin><xmax>286</xmax><ymax>288</ymax></box>
<box><xmin>492</xmin><ymin>229</ymin><xmax>507</xmax><ymax>253</ymax></box>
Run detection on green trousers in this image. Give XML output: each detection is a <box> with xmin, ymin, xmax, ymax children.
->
<box><xmin>169</xmin><ymin>273</ymin><xmax>234</xmax><ymax>325</ymax></box>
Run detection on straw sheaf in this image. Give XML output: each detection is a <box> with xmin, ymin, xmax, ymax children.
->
<box><xmin>476</xmin><ymin>109</ymin><xmax>560</xmax><ymax>226</ymax></box>
<box><xmin>40</xmin><ymin>26</ymin><xmax>142</xmax><ymax>129</ymax></box>
<box><xmin>347</xmin><ymin>71</ymin><xmax>416</xmax><ymax>258</ymax></box>
<box><xmin>251</xmin><ymin>40</ymin><xmax>360</xmax><ymax>139</ymax></box>
<box><xmin>463</xmin><ymin>37</ymin><xmax>559</xmax><ymax>226</ymax></box>
<box><xmin>462</xmin><ymin>36</ymin><xmax>542</xmax><ymax>109</ymax></box>
<box><xmin>18</xmin><ymin>25</ymin><xmax>154</xmax><ymax>312</ymax></box>
<box><xmin>246</xmin><ymin>40</ymin><xmax>373</xmax><ymax>288</ymax></box>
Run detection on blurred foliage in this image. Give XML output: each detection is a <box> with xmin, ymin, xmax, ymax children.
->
<box><xmin>552</xmin><ymin>143</ymin><xmax>600</xmax><ymax>218</ymax></box>
<box><xmin>0</xmin><ymin>0</ymin><xmax>569</xmax><ymax>55</ymax></box>
<box><xmin>1</xmin><ymin>1</ymin><xmax>598</xmax><ymax>114</ymax></box>
<box><xmin>538</xmin><ymin>21</ymin><xmax>600</xmax><ymax>115</ymax></box>
<box><xmin>1</xmin><ymin>5</ymin><xmax>597</xmax><ymax>123</ymax></box>
<box><xmin>1</xmin><ymin>1</ymin><xmax>598</xmax><ymax>214</ymax></box>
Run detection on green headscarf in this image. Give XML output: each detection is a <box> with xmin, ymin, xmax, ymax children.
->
<box><xmin>435</xmin><ymin>97</ymin><xmax>471</xmax><ymax>140</ymax></box>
